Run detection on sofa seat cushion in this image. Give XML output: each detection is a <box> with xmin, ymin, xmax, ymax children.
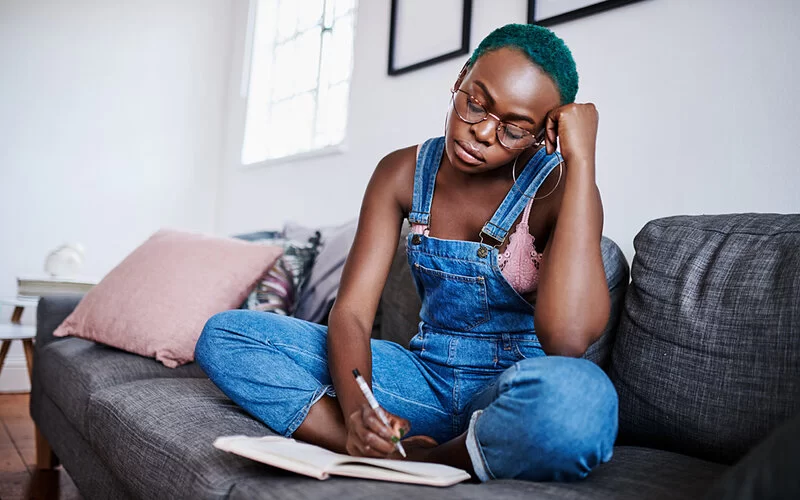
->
<box><xmin>85</xmin><ymin>377</ymin><xmax>725</xmax><ymax>500</ymax></box>
<box><xmin>611</xmin><ymin>214</ymin><xmax>800</xmax><ymax>464</ymax></box>
<box><xmin>228</xmin><ymin>446</ymin><xmax>725</xmax><ymax>500</ymax></box>
<box><xmin>36</xmin><ymin>337</ymin><xmax>205</xmax><ymax>434</ymax></box>
<box><xmin>86</xmin><ymin>378</ymin><xmax>280</xmax><ymax>500</ymax></box>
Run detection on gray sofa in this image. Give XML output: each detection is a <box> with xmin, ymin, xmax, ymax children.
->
<box><xmin>30</xmin><ymin>214</ymin><xmax>799</xmax><ymax>499</ymax></box>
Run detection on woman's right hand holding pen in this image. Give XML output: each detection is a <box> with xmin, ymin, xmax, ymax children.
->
<box><xmin>345</xmin><ymin>404</ymin><xmax>409</xmax><ymax>458</ymax></box>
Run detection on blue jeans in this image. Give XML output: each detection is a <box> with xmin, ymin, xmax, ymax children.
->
<box><xmin>196</xmin><ymin>311</ymin><xmax>618</xmax><ymax>482</ymax></box>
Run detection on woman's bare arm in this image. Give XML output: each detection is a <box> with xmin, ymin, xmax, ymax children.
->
<box><xmin>534</xmin><ymin>103</ymin><xmax>610</xmax><ymax>357</ymax></box>
<box><xmin>326</xmin><ymin>147</ymin><xmax>414</xmax><ymax>421</ymax></box>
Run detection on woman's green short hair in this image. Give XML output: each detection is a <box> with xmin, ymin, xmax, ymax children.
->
<box><xmin>469</xmin><ymin>24</ymin><xmax>578</xmax><ymax>105</ymax></box>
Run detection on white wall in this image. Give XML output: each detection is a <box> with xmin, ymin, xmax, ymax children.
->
<box><xmin>216</xmin><ymin>0</ymin><xmax>800</xmax><ymax>254</ymax></box>
<box><xmin>0</xmin><ymin>0</ymin><xmax>234</xmax><ymax>391</ymax></box>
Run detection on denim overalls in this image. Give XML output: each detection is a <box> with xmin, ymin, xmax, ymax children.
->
<box><xmin>196</xmin><ymin>137</ymin><xmax>618</xmax><ymax>482</ymax></box>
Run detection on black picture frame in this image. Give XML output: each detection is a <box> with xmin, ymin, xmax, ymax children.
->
<box><xmin>388</xmin><ymin>0</ymin><xmax>472</xmax><ymax>76</ymax></box>
<box><xmin>527</xmin><ymin>0</ymin><xmax>646</xmax><ymax>26</ymax></box>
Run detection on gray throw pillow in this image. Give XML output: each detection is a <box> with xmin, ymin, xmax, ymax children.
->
<box><xmin>293</xmin><ymin>220</ymin><xmax>358</xmax><ymax>323</ymax></box>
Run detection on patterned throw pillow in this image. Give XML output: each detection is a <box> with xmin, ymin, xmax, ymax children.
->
<box><xmin>235</xmin><ymin>230</ymin><xmax>322</xmax><ymax>315</ymax></box>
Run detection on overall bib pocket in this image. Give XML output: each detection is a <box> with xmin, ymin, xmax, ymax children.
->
<box><xmin>414</xmin><ymin>263</ymin><xmax>490</xmax><ymax>331</ymax></box>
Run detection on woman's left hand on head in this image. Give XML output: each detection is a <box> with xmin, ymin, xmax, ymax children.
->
<box><xmin>544</xmin><ymin>103</ymin><xmax>599</xmax><ymax>165</ymax></box>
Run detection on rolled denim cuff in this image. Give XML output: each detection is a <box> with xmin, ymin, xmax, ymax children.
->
<box><xmin>285</xmin><ymin>384</ymin><xmax>335</xmax><ymax>437</ymax></box>
<box><xmin>465</xmin><ymin>409</ymin><xmax>492</xmax><ymax>482</ymax></box>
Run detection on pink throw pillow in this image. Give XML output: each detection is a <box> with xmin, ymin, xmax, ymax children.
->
<box><xmin>54</xmin><ymin>229</ymin><xmax>283</xmax><ymax>367</ymax></box>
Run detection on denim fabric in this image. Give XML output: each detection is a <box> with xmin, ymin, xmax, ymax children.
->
<box><xmin>196</xmin><ymin>136</ymin><xmax>618</xmax><ymax>482</ymax></box>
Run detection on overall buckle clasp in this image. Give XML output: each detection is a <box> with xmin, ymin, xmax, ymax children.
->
<box><xmin>477</xmin><ymin>231</ymin><xmax>504</xmax><ymax>258</ymax></box>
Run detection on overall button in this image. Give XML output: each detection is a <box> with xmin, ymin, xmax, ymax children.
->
<box><xmin>477</xmin><ymin>246</ymin><xmax>488</xmax><ymax>258</ymax></box>
<box><xmin>412</xmin><ymin>234</ymin><xmax>422</xmax><ymax>245</ymax></box>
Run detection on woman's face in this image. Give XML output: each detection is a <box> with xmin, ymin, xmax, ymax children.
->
<box><xmin>444</xmin><ymin>47</ymin><xmax>562</xmax><ymax>174</ymax></box>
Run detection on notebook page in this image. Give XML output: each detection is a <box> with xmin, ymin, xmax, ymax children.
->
<box><xmin>333</xmin><ymin>463</ymin><xmax>471</xmax><ymax>486</ymax></box>
<box><xmin>351</xmin><ymin>456</ymin><xmax>471</xmax><ymax>479</ymax></box>
<box><xmin>214</xmin><ymin>436</ymin><xmax>343</xmax><ymax>479</ymax></box>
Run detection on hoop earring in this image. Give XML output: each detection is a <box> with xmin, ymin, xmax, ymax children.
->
<box><xmin>512</xmin><ymin>153</ymin><xmax>564</xmax><ymax>201</ymax></box>
<box><xmin>443</xmin><ymin>94</ymin><xmax>455</xmax><ymax>136</ymax></box>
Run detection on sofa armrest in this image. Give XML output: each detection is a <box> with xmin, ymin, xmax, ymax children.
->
<box><xmin>36</xmin><ymin>294</ymin><xmax>84</xmax><ymax>349</ymax></box>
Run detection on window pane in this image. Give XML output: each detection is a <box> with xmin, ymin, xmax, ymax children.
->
<box><xmin>335</xmin><ymin>0</ymin><xmax>356</xmax><ymax>17</ymax></box>
<box><xmin>242</xmin><ymin>97</ymin><xmax>269</xmax><ymax>164</ymax></box>
<box><xmin>276</xmin><ymin>0</ymin><xmax>298</xmax><ymax>40</ymax></box>
<box><xmin>320</xmin><ymin>13</ymin><xmax>354</xmax><ymax>86</ymax></box>
<box><xmin>315</xmin><ymin>82</ymin><xmax>348</xmax><ymax>148</ymax></box>
<box><xmin>296</xmin><ymin>0</ymin><xmax>324</xmax><ymax>31</ymax></box>
<box><xmin>323</xmin><ymin>0</ymin><xmax>336</xmax><ymax>28</ymax></box>
<box><xmin>272</xmin><ymin>27</ymin><xmax>321</xmax><ymax>100</ymax></box>
<box><xmin>265</xmin><ymin>93</ymin><xmax>315</xmax><ymax>159</ymax></box>
<box><xmin>294</xmin><ymin>27</ymin><xmax>322</xmax><ymax>93</ymax></box>
<box><xmin>271</xmin><ymin>39</ymin><xmax>298</xmax><ymax>100</ymax></box>
<box><xmin>242</xmin><ymin>0</ymin><xmax>280</xmax><ymax>165</ymax></box>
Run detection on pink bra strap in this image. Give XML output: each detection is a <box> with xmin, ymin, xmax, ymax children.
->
<box><xmin>520</xmin><ymin>198</ymin><xmax>535</xmax><ymax>226</ymax></box>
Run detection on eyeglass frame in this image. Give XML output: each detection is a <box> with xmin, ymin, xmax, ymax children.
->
<box><xmin>449</xmin><ymin>87</ymin><xmax>544</xmax><ymax>150</ymax></box>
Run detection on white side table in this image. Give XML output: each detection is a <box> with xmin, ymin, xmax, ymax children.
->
<box><xmin>0</xmin><ymin>296</ymin><xmax>39</xmax><ymax>382</ymax></box>
<box><xmin>0</xmin><ymin>323</ymin><xmax>36</xmax><ymax>382</ymax></box>
<box><xmin>0</xmin><ymin>296</ymin><xmax>38</xmax><ymax>324</ymax></box>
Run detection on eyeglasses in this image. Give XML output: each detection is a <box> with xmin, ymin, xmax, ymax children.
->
<box><xmin>450</xmin><ymin>88</ymin><xmax>541</xmax><ymax>150</ymax></box>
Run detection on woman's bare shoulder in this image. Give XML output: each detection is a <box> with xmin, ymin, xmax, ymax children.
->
<box><xmin>371</xmin><ymin>145</ymin><xmax>418</xmax><ymax>215</ymax></box>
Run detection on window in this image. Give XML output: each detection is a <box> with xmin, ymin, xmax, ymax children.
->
<box><xmin>241</xmin><ymin>0</ymin><xmax>357</xmax><ymax>165</ymax></box>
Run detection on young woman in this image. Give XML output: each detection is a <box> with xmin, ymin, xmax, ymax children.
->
<box><xmin>196</xmin><ymin>23</ymin><xmax>618</xmax><ymax>482</ymax></box>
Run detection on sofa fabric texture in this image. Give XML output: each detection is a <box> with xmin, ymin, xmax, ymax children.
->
<box><xmin>30</xmin><ymin>382</ymin><xmax>134</xmax><ymax>499</ymax></box>
<box><xmin>611</xmin><ymin>214</ymin><xmax>800</xmax><ymax>464</ymax></box>
<box><xmin>86</xmin><ymin>378</ymin><xmax>274</xmax><ymax>499</ymax></box>
<box><xmin>35</xmin><ymin>337</ymin><xmax>204</xmax><ymax>434</ymax></box>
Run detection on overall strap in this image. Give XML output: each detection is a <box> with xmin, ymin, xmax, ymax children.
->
<box><xmin>480</xmin><ymin>148</ymin><xmax>563</xmax><ymax>245</ymax></box>
<box><xmin>408</xmin><ymin>136</ymin><xmax>445</xmax><ymax>227</ymax></box>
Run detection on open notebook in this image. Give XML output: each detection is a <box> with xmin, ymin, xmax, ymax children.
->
<box><xmin>214</xmin><ymin>435</ymin><xmax>471</xmax><ymax>487</ymax></box>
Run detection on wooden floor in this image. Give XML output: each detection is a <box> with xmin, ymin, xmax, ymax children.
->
<box><xmin>0</xmin><ymin>393</ymin><xmax>81</xmax><ymax>500</ymax></box>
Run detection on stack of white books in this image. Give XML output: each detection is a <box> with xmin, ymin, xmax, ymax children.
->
<box><xmin>16</xmin><ymin>276</ymin><xmax>98</xmax><ymax>297</ymax></box>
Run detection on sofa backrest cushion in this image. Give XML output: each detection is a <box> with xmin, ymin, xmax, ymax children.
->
<box><xmin>610</xmin><ymin>214</ymin><xmax>800</xmax><ymax>464</ymax></box>
<box><xmin>375</xmin><ymin>225</ymin><xmax>419</xmax><ymax>346</ymax></box>
<box><xmin>584</xmin><ymin>236</ymin><xmax>630</xmax><ymax>370</ymax></box>
<box><xmin>377</xmin><ymin>228</ymin><xmax>630</xmax><ymax>372</ymax></box>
